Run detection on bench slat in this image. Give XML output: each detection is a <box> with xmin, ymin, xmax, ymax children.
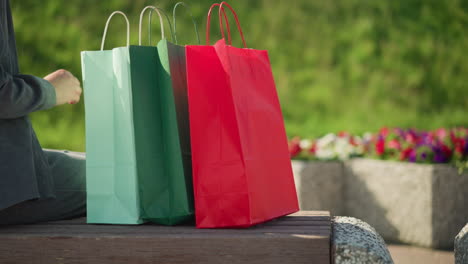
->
<box><xmin>0</xmin><ymin>210</ymin><xmax>331</xmax><ymax>264</ymax></box>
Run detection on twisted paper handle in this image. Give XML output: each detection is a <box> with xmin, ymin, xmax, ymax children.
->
<box><xmin>139</xmin><ymin>6</ymin><xmax>166</xmax><ymax>45</ymax></box>
<box><xmin>100</xmin><ymin>11</ymin><xmax>130</xmax><ymax>51</ymax></box>
<box><xmin>219</xmin><ymin>2</ymin><xmax>247</xmax><ymax>48</ymax></box>
<box><xmin>206</xmin><ymin>3</ymin><xmax>232</xmax><ymax>45</ymax></box>
<box><xmin>173</xmin><ymin>2</ymin><xmax>200</xmax><ymax>44</ymax></box>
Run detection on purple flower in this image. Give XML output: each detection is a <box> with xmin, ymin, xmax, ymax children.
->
<box><xmin>394</xmin><ymin>128</ymin><xmax>405</xmax><ymax>138</ymax></box>
<box><xmin>409</xmin><ymin>150</ymin><xmax>417</xmax><ymax>162</ymax></box>
<box><xmin>464</xmin><ymin>137</ymin><xmax>468</xmax><ymax>155</ymax></box>
<box><xmin>414</xmin><ymin>144</ymin><xmax>433</xmax><ymax>162</ymax></box>
<box><xmin>421</xmin><ymin>152</ymin><xmax>428</xmax><ymax>160</ymax></box>
<box><xmin>432</xmin><ymin>145</ymin><xmax>449</xmax><ymax>163</ymax></box>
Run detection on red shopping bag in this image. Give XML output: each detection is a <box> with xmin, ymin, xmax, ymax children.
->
<box><xmin>186</xmin><ymin>2</ymin><xmax>299</xmax><ymax>228</ymax></box>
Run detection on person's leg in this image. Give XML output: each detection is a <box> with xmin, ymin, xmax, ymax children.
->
<box><xmin>0</xmin><ymin>150</ymin><xmax>86</xmax><ymax>225</ymax></box>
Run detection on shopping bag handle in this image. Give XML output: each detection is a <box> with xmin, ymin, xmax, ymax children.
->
<box><xmin>206</xmin><ymin>3</ymin><xmax>231</xmax><ymax>45</ymax></box>
<box><xmin>173</xmin><ymin>2</ymin><xmax>200</xmax><ymax>45</ymax></box>
<box><xmin>100</xmin><ymin>11</ymin><xmax>130</xmax><ymax>51</ymax></box>
<box><xmin>219</xmin><ymin>2</ymin><xmax>247</xmax><ymax>48</ymax></box>
<box><xmin>139</xmin><ymin>6</ymin><xmax>171</xmax><ymax>45</ymax></box>
<box><xmin>148</xmin><ymin>8</ymin><xmax>175</xmax><ymax>45</ymax></box>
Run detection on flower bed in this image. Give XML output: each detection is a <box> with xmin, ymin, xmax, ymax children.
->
<box><xmin>289</xmin><ymin>127</ymin><xmax>468</xmax><ymax>172</ymax></box>
<box><xmin>289</xmin><ymin>127</ymin><xmax>468</xmax><ymax>248</ymax></box>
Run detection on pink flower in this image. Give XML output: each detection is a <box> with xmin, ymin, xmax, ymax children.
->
<box><xmin>405</xmin><ymin>133</ymin><xmax>417</xmax><ymax>145</ymax></box>
<box><xmin>387</xmin><ymin>139</ymin><xmax>401</xmax><ymax>150</ymax></box>
<box><xmin>435</xmin><ymin>128</ymin><xmax>448</xmax><ymax>141</ymax></box>
<box><xmin>379</xmin><ymin>127</ymin><xmax>389</xmax><ymax>137</ymax></box>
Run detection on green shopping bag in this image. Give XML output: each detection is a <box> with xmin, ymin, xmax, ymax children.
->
<box><xmin>155</xmin><ymin>2</ymin><xmax>200</xmax><ymax>212</ymax></box>
<box><xmin>81</xmin><ymin>8</ymin><xmax>193</xmax><ymax>225</ymax></box>
<box><xmin>135</xmin><ymin>5</ymin><xmax>195</xmax><ymax>225</ymax></box>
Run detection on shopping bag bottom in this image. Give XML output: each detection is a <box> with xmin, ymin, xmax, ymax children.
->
<box><xmin>144</xmin><ymin>214</ymin><xmax>194</xmax><ymax>226</ymax></box>
<box><xmin>195</xmin><ymin>208</ymin><xmax>299</xmax><ymax>229</ymax></box>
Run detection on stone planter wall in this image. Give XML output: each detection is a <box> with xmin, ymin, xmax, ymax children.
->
<box><xmin>291</xmin><ymin>160</ymin><xmax>344</xmax><ymax>216</ymax></box>
<box><xmin>291</xmin><ymin>158</ymin><xmax>468</xmax><ymax>249</ymax></box>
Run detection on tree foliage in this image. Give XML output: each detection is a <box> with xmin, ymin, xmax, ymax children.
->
<box><xmin>9</xmin><ymin>0</ymin><xmax>468</xmax><ymax>151</ymax></box>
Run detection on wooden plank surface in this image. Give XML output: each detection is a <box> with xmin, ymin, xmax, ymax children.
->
<box><xmin>0</xmin><ymin>211</ymin><xmax>331</xmax><ymax>264</ymax></box>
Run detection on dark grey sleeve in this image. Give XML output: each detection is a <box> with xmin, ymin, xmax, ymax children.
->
<box><xmin>0</xmin><ymin>67</ymin><xmax>56</xmax><ymax>119</ymax></box>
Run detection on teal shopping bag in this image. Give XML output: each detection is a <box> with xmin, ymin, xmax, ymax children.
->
<box><xmin>81</xmin><ymin>8</ymin><xmax>195</xmax><ymax>225</ymax></box>
<box><xmin>82</xmin><ymin>11</ymin><xmax>142</xmax><ymax>224</ymax></box>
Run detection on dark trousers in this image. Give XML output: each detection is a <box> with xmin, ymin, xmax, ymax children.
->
<box><xmin>0</xmin><ymin>150</ymin><xmax>86</xmax><ymax>224</ymax></box>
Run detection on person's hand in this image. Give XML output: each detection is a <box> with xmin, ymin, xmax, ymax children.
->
<box><xmin>44</xmin><ymin>69</ymin><xmax>82</xmax><ymax>106</ymax></box>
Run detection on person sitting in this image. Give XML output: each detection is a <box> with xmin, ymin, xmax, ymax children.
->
<box><xmin>0</xmin><ymin>0</ymin><xmax>85</xmax><ymax>225</ymax></box>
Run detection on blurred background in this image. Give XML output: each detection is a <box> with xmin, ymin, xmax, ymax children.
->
<box><xmin>10</xmin><ymin>0</ymin><xmax>468</xmax><ymax>152</ymax></box>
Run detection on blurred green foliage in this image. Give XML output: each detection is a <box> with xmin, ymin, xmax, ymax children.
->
<box><xmin>10</xmin><ymin>0</ymin><xmax>468</xmax><ymax>152</ymax></box>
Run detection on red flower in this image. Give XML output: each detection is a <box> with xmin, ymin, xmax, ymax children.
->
<box><xmin>455</xmin><ymin>138</ymin><xmax>466</xmax><ymax>155</ymax></box>
<box><xmin>288</xmin><ymin>137</ymin><xmax>302</xmax><ymax>157</ymax></box>
<box><xmin>338</xmin><ymin>131</ymin><xmax>350</xmax><ymax>138</ymax></box>
<box><xmin>309</xmin><ymin>142</ymin><xmax>317</xmax><ymax>154</ymax></box>
<box><xmin>450</xmin><ymin>131</ymin><xmax>458</xmax><ymax>145</ymax></box>
<box><xmin>441</xmin><ymin>144</ymin><xmax>452</xmax><ymax>159</ymax></box>
<box><xmin>349</xmin><ymin>137</ymin><xmax>358</xmax><ymax>146</ymax></box>
<box><xmin>400</xmin><ymin>147</ymin><xmax>414</xmax><ymax>161</ymax></box>
<box><xmin>375</xmin><ymin>138</ymin><xmax>385</xmax><ymax>156</ymax></box>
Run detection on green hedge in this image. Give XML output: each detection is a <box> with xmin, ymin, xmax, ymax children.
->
<box><xmin>10</xmin><ymin>0</ymin><xmax>468</xmax><ymax>152</ymax></box>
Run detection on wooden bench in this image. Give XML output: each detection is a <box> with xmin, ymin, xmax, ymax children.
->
<box><xmin>0</xmin><ymin>211</ymin><xmax>331</xmax><ymax>264</ymax></box>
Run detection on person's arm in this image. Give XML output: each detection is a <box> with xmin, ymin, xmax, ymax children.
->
<box><xmin>0</xmin><ymin>67</ymin><xmax>56</xmax><ymax>119</ymax></box>
<box><xmin>0</xmin><ymin>68</ymin><xmax>82</xmax><ymax>119</ymax></box>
